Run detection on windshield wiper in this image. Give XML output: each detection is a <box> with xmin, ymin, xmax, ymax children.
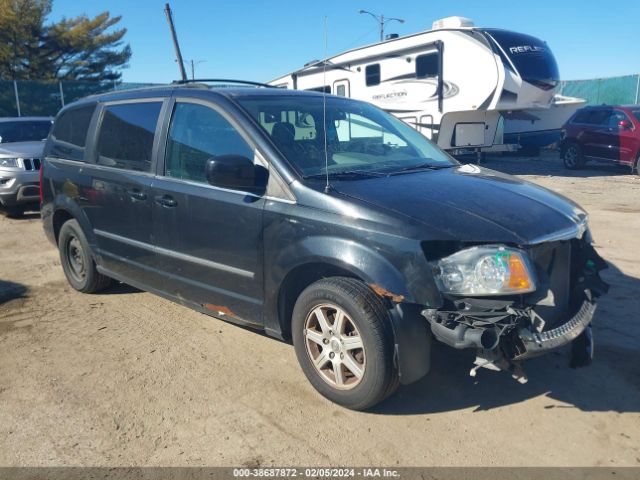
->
<box><xmin>303</xmin><ymin>170</ymin><xmax>387</xmax><ymax>180</ymax></box>
<box><xmin>388</xmin><ymin>162</ymin><xmax>454</xmax><ymax>175</ymax></box>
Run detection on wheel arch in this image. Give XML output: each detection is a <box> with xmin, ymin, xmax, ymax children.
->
<box><xmin>266</xmin><ymin>236</ymin><xmax>435</xmax><ymax>385</ymax></box>
<box><xmin>51</xmin><ymin>199</ymin><xmax>97</xmax><ymax>248</ymax></box>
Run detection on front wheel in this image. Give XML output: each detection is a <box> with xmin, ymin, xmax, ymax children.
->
<box><xmin>292</xmin><ymin>277</ymin><xmax>399</xmax><ymax>410</ymax></box>
<box><xmin>58</xmin><ymin>219</ymin><xmax>111</xmax><ymax>293</ymax></box>
<box><xmin>562</xmin><ymin>142</ymin><xmax>585</xmax><ymax>170</ymax></box>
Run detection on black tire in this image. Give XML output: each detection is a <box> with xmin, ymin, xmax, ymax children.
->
<box><xmin>634</xmin><ymin>155</ymin><xmax>640</xmax><ymax>176</ymax></box>
<box><xmin>562</xmin><ymin>142</ymin><xmax>584</xmax><ymax>170</ymax></box>
<box><xmin>292</xmin><ymin>277</ymin><xmax>398</xmax><ymax>410</ymax></box>
<box><xmin>58</xmin><ymin>219</ymin><xmax>111</xmax><ymax>293</ymax></box>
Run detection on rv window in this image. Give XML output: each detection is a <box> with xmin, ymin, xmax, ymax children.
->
<box><xmin>336</xmin><ymin>85</ymin><xmax>346</xmax><ymax>97</ymax></box>
<box><xmin>416</xmin><ymin>53</ymin><xmax>439</xmax><ymax>78</ymax></box>
<box><xmin>365</xmin><ymin>64</ymin><xmax>380</xmax><ymax>86</ymax></box>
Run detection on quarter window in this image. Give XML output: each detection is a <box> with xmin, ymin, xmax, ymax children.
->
<box><xmin>165</xmin><ymin>102</ymin><xmax>254</xmax><ymax>183</ymax></box>
<box><xmin>96</xmin><ymin>102</ymin><xmax>162</xmax><ymax>171</ymax></box>
<box><xmin>415</xmin><ymin>53</ymin><xmax>439</xmax><ymax>78</ymax></box>
<box><xmin>365</xmin><ymin>64</ymin><xmax>381</xmax><ymax>86</ymax></box>
<box><xmin>52</xmin><ymin>105</ymin><xmax>94</xmax><ymax>147</ymax></box>
<box><xmin>50</xmin><ymin>105</ymin><xmax>95</xmax><ymax>161</ymax></box>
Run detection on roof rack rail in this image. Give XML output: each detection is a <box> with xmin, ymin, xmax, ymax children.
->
<box><xmin>172</xmin><ymin>78</ymin><xmax>277</xmax><ymax>88</ymax></box>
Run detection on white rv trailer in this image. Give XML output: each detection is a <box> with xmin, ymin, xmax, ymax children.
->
<box><xmin>269</xmin><ymin>16</ymin><xmax>561</xmax><ymax>153</ymax></box>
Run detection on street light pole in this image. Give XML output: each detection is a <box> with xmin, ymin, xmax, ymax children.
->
<box><xmin>358</xmin><ymin>10</ymin><xmax>405</xmax><ymax>42</ymax></box>
<box><xmin>190</xmin><ymin>59</ymin><xmax>206</xmax><ymax>80</ymax></box>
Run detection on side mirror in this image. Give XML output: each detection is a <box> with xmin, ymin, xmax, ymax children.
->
<box><xmin>205</xmin><ymin>155</ymin><xmax>266</xmax><ymax>194</ymax></box>
<box><xmin>618</xmin><ymin>119</ymin><xmax>632</xmax><ymax>130</ymax></box>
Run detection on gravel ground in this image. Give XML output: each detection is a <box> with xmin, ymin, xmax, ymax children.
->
<box><xmin>0</xmin><ymin>151</ymin><xmax>639</xmax><ymax>467</ymax></box>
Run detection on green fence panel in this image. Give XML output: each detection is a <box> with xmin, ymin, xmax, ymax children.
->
<box><xmin>0</xmin><ymin>81</ymin><xmax>19</xmax><ymax>117</ymax></box>
<box><xmin>61</xmin><ymin>81</ymin><xmax>115</xmax><ymax>105</ymax></box>
<box><xmin>561</xmin><ymin>74</ymin><xmax>640</xmax><ymax>106</ymax></box>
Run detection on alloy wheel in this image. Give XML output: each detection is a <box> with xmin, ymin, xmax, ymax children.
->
<box><xmin>303</xmin><ymin>304</ymin><xmax>366</xmax><ymax>390</ymax></box>
<box><xmin>564</xmin><ymin>146</ymin><xmax>579</xmax><ymax>167</ymax></box>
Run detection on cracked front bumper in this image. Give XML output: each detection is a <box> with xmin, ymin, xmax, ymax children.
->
<box><xmin>515</xmin><ymin>298</ymin><xmax>596</xmax><ymax>360</ymax></box>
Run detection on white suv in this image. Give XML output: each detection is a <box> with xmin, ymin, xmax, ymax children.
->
<box><xmin>0</xmin><ymin>117</ymin><xmax>52</xmax><ymax>217</ymax></box>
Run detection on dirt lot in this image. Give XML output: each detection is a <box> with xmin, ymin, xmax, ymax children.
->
<box><xmin>1</xmin><ymin>152</ymin><xmax>639</xmax><ymax>467</ymax></box>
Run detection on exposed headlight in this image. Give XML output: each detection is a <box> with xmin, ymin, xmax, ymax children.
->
<box><xmin>433</xmin><ymin>245</ymin><xmax>537</xmax><ymax>296</ymax></box>
<box><xmin>0</xmin><ymin>157</ymin><xmax>20</xmax><ymax>168</ymax></box>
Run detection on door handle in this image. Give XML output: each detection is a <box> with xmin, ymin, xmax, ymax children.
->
<box><xmin>128</xmin><ymin>189</ymin><xmax>147</xmax><ymax>201</ymax></box>
<box><xmin>154</xmin><ymin>194</ymin><xmax>177</xmax><ymax>207</ymax></box>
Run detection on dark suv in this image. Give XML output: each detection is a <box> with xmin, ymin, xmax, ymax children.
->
<box><xmin>560</xmin><ymin>105</ymin><xmax>640</xmax><ymax>173</ymax></box>
<box><xmin>41</xmin><ymin>83</ymin><xmax>608</xmax><ymax>409</ymax></box>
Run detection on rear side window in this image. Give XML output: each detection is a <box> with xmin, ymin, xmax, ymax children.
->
<box><xmin>96</xmin><ymin>102</ymin><xmax>162</xmax><ymax>172</ymax></box>
<box><xmin>572</xmin><ymin>109</ymin><xmax>609</xmax><ymax>126</ymax></box>
<box><xmin>165</xmin><ymin>102</ymin><xmax>254</xmax><ymax>183</ymax></box>
<box><xmin>365</xmin><ymin>64</ymin><xmax>381</xmax><ymax>86</ymax></box>
<box><xmin>571</xmin><ymin>110</ymin><xmax>591</xmax><ymax>124</ymax></box>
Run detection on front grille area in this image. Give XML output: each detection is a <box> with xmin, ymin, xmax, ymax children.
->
<box><xmin>22</xmin><ymin>158</ymin><xmax>41</xmax><ymax>171</ymax></box>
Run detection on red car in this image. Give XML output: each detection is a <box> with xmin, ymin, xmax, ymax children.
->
<box><xmin>560</xmin><ymin>105</ymin><xmax>640</xmax><ymax>174</ymax></box>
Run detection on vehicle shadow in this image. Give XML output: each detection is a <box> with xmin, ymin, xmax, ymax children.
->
<box><xmin>0</xmin><ymin>279</ymin><xmax>28</xmax><ymax>304</ymax></box>
<box><xmin>0</xmin><ymin>211</ymin><xmax>41</xmax><ymax>220</ymax></box>
<box><xmin>483</xmin><ymin>151</ymin><xmax>632</xmax><ymax>178</ymax></box>
<box><xmin>100</xmin><ymin>282</ymin><xmax>141</xmax><ymax>295</ymax></box>
<box><xmin>373</xmin><ymin>260</ymin><xmax>640</xmax><ymax>415</ymax></box>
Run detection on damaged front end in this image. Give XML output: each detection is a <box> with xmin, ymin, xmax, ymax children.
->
<box><xmin>422</xmin><ymin>236</ymin><xmax>609</xmax><ymax>383</ymax></box>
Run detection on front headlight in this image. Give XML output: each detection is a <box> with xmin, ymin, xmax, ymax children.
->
<box><xmin>0</xmin><ymin>157</ymin><xmax>21</xmax><ymax>168</ymax></box>
<box><xmin>433</xmin><ymin>245</ymin><xmax>537</xmax><ymax>296</ymax></box>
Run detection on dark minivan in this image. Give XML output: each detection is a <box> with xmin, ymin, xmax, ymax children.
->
<box><xmin>41</xmin><ymin>83</ymin><xmax>608</xmax><ymax>409</ymax></box>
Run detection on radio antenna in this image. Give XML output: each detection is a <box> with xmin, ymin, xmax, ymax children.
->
<box><xmin>164</xmin><ymin>3</ymin><xmax>188</xmax><ymax>81</ymax></box>
<box><xmin>322</xmin><ymin>16</ymin><xmax>331</xmax><ymax>193</ymax></box>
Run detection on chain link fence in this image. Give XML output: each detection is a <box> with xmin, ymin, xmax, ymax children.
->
<box><xmin>0</xmin><ymin>80</ymin><xmax>160</xmax><ymax>117</ymax></box>
<box><xmin>1</xmin><ymin>74</ymin><xmax>639</xmax><ymax>118</ymax></box>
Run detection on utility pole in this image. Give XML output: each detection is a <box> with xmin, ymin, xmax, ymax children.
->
<box><xmin>190</xmin><ymin>59</ymin><xmax>206</xmax><ymax>80</ymax></box>
<box><xmin>164</xmin><ymin>3</ymin><xmax>187</xmax><ymax>81</ymax></box>
<box><xmin>358</xmin><ymin>10</ymin><xmax>405</xmax><ymax>42</ymax></box>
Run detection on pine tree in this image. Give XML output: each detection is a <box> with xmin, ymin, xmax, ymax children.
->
<box><xmin>0</xmin><ymin>0</ymin><xmax>131</xmax><ymax>81</ymax></box>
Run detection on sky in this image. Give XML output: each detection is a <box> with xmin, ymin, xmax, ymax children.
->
<box><xmin>49</xmin><ymin>0</ymin><xmax>640</xmax><ymax>84</ymax></box>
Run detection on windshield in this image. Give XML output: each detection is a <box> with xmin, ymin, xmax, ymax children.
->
<box><xmin>236</xmin><ymin>95</ymin><xmax>456</xmax><ymax>178</ymax></box>
<box><xmin>0</xmin><ymin>120</ymin><xmax>52</xmax><ymax>144</ymax></box>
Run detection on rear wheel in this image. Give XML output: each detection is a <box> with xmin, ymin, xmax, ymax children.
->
<box><xmin>634</xmin><ymin>154</ymin><xmax>640</xmax><ymax>176</ymax></box>
<box><xmin>292</xmin><ymin>277</ymin><xmax>398</xmax><ymax>410</ymax></box>
<box><xmin>562</xmin><ymin>142</ymin><xmax>584</xmax><ymax>170</ymax></box>
<box><xmin>58</xmin><ymin>219</ymin><xmax>111</xmax><ymax>293</ymax></box>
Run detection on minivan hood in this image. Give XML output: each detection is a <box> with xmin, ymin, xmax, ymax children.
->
<box><xmin>0</xmin><ymin>140</ymin><xmax>45</xmax><ymax>158</ymax></box>
<box><xmin>330</xmin><ymin>164</ymin><xmax>587</xmax><ymax>244</ymax></box>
